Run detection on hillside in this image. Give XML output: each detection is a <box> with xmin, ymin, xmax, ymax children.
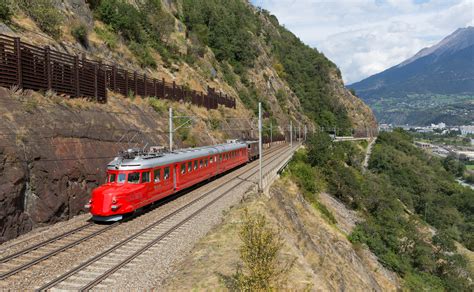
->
<box><xmin>161</xmin><ymin>130</ymin><xmax>473</xmax><ymax>290</ymax></box>
<box><xmin>350</xmin><ymin>27</ymin><xmax>474</xmax><ymax>126</ymax></box>
<box><xmin>0</xmin><ymin>0</ymin><xmax>375</xmax><ymax>242</ymax></box>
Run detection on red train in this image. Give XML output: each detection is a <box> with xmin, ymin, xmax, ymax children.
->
<box><xmin>86</xmin><ymin>141</ymin><xmax>258</xmax><ymax>221</ymax></box>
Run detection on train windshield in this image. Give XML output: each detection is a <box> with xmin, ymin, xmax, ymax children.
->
<box><xmin>128</xmin><ymin>172</ymin><xmax>140</xmax><ymax>184</ymax></box>
<box><xmin>117</xmin><ymin>173</ymin><xmax>126</xmax><ymax>183</ymax></box>
<box><xmin>108</xmin><ymin>173</ymin><xmax>116</xmax><ymax>183</ymax></box>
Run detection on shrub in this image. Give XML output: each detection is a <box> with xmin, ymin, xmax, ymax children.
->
<box><xmin>71</xmin><ymin>24</ymin><xmax>89</xmax><ymax>48</ymax></box>
<box><xmin>129</xmin><ymin>42</ymin><xmax>157</xmax><ymax>69</ymax></box>
<box><xmin>94</xmin><ymin>25</ymin><xmax>118</xmax><ymax>49</ymax></box>
<box><xmin>148</xmin><ymin>98</ymin><xmax>167</xmax><ymax>114</ymax></box>
<box><xmin>19</xmin><ymin>0</ymin><xmax>63</xmax><ymax>39</ymax></box>
<box><xmin>96</xmin><ymin>0</ymin><xmax>146</xmax><ymax>43</ymax></box>
<box><xmin>0</xmin><ymin>1</ymin><xmax>12</xmax><ymax>23</ymax></box>
<box><xmin>220</xmin><ymin>210</ymin><xmax>292</xmax><ymax>290</ymax></box>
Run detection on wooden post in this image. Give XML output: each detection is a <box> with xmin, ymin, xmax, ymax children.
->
<box><xmin>172</xmin><ymin>81</ymin><xmax>176</xmax><ymax>101</ymax></box>
<box><xmin>74</xmin><ymin>55</ymin><xmax>79</xmax><ymax>97</ymax></box>
<box><xmin>112</xmin><ymin>65</ymin><xmax>116</xmax><ymax>91</ymax></box>
<box><xmin>162</xmin><ymin>78</ymin><xmax>165</xmax><ymax>98</ymax></box>
<box><xmin>94</xmin><ymin>63</ymin><xmax>98</xmax><ymax>100</ymax></box>
<box><xmin>144</xmin><ymin>74</ymin><xmax>147</xmax><ymax>97</ymax></box>
<box><xmin>14</xmin><ymin>37</ymin><xmax>22</xmax><ymax>87</ymax></box>
<box><xmin>125</xmin><ymin>70</ymin><xmax>129</xmax><ymax>96</ymax></box>
<box><xmin>44</xmin><ymin>46</ymin><xmax>51</xmax><ymax>90</ymax></box>
<box><xmin>134</xmin><ymin>71</ymin><xmax>137</xmax><ymax>96</ymax></box>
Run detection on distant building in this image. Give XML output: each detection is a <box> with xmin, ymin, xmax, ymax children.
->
<box><xmin>430</xmin><ymin>122</ymin><xmax>446</xmax><ymax>129</ymax></box>
<box><xmin>460</xmin><ymin>125</ymin><xmax>474</xmax><ymax>135</ymax></box>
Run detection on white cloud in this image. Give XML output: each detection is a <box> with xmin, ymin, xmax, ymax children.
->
<box><xmin>252</xmin><ymin>0</ymin><xmax>473</xmax><ymax>84</ymax></box>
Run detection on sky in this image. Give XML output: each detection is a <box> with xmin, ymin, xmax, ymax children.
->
<box><xmin>251</xmin><ymin>0</ymin><xmax>474</xmax><ymax>84</ymax></box>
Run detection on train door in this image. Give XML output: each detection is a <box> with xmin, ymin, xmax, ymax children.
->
<box><xmin>173</xmin><ymin>164</ymin><xmax>177</xmax><ymax>190</ymax></box>
<box><xmin>152</xmin><ymin>168</ymin><xmax>162</xmax><ymax>199</ymax></box>
<box><xmin>161</xmin><ymin>165</ymin><xmax>173</xmax><ymax>195</ymax></box>
<box><xmin>141</xmin><ymin>171</ymin><xmax>152</xmax><ymax>202</ymax></box>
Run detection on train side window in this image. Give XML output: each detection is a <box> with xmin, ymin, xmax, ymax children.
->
<box><xmin>215</xmin><ymin>156</ymin><xmax>218</xmax><ymax>162</ymax></box>
<box><xmin>209</xmin><ymin>157</ymin><xmax>213</xmax><ymax>164</ymax></box>
<box><xmin>220</xmin><ymin>154</ymin><xmax>222</xmax><ymax>161</ymax></box>
<box><xmin>194</xmin><ymin>160</ymin><xmax>198</xmax><ymax>170</ymax></box>
<box><xmin>181</xmin><ymin>163</ymin><xmax>186</xmax><ymax>174</ymax></box>
<box><xmin>154</xmin><ymin>169</ymin><xmax>161</xmax><ymax>182</ymax></box>
<box><xmin>142</xmin><ymin>172</ymin><xmax>150</xmax><ymax>183</ymax></box>
<box><xmin>205</xmin><ymin>159</ymin><xmax>208</xmax><ymax>167</ymax></box>
<box><xmin>117</xmin><ymin>173</ymin><xmax>126</xmax><ymax>183</ymax></box>
<box><xmin>128</xmin><ymin>172</ymin><xmax>140</xmax><ymax>184</ymax></box>
<box><xmin>164</xmin><ymin>167</ymin><xmax>170</xmax><ymax>180</ymax></box>
<box><xmin>109</xmin><ymin>173</ymin><xmax>116</xmax><ymax>183</ymax></box>
<box><xmin>200</xmin><ymin>160</ymin><xmax>203</xmax><ymax>168</ymax></box>
<box><xmin>188</xmin><ymin>162</ymin><xmax>192</xmax><ymax>172</ymax></box>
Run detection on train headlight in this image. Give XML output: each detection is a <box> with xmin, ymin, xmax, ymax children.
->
<box><xmin>112</xmin><ymin>197</ymin><xmax>117</xmax><ymax>204</ymax></box>
<box><xmin>84</xmin><ymin>199</ymin><xmax>92</xmax><ymax>209</ymax></box>
<box><xmin>111</xmin><ymin>204</ymin><xmax>120</xmax><ymax>211</ymax></box>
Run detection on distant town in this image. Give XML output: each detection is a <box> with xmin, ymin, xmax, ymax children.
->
<box><xmin>380</xmin><ymin>123</ymin><xmax>474</xmax><ymax>188</ymax></box>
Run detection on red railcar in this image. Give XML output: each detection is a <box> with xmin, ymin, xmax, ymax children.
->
<box><xmin>86</xmin><ymin>141</ymin><xmax>249</xmax><ymax>221</ymax></box>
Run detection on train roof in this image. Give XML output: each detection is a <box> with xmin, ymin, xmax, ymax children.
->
<box><xmin>107</xmin><ymin>142</ymin><xmax>247</xmax><ymax>171</ymax></box>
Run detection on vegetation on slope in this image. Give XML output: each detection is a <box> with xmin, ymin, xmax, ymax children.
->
<box><xmin>285</xmin><ymin>130</ymin><xmax>473</xmax><ymax>291</ymax></box>
<box><xmin>180</xmin><ymin>0</ymin><xmax>351</xmax><ymax>131</ymax></box>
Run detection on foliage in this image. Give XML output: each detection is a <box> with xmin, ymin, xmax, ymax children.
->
<box><xmin>129</xmin><ymin>42</ymin><xmax>157</xmax><ymax>68</ymax></box>
<box><xmin>19</xmin><ymin>0</ymin><xmax>63</xmax><ymax>39</ymax></box>
<box><xmin>148</xmin><ymin>98</ymin><xmax>167</xmax><ymax>114</ymax></box>
<box><xmin>182</xmin><ymin>0</ymin><xmax>259</xmax><ymax>72</ymax></box>
<box><xmin>290</xmin><ymin>130</ymin><xmax>474</xmax><ymax>290</ymax></box>
<box><xmin>220</xmin><ymin>210</ymin><xmax>292</xmax><ymax>290</ymax></box>
<box><xmin>263</xmin><ymin>17</ymin><xmax>351</xmax><ymax>131</ymax></box>
<box><xmin>181</xmin><ymin>0</ymin><xmax>351</xmax><ymax>130</ymax></box>
<box><xmin>71</xmin><ymin>24</ymin><xmax>89</xmax><ymax>48</ymax></box>
<box><xmin>443</xmin><ymin>155</ymin><xmax>466</xmax><ymax>177</ymax></box>
<box><xmin>0</xmin><ymin>0</ymin><xmax>12</xmax><ymax>23</ymax></box>
<box><xmin>94</xmin><ymin>0</ymin><xmax>176</xmax><ymax>67</ymax></box>
<box><xmin>94</xmin><ymin>25</ymin><xmax>118</xmax><ymax>49</ymax></box>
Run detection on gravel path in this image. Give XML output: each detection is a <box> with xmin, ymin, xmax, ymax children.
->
<box><xmin>362</xmin><ymin>137</ymin><xmax>377</xmax><ymax>173</ymax></box>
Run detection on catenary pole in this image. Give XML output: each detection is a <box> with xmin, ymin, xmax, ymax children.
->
<box><xmin>169</xmin><ymin>107</ymin><xmax>173</xmax><ymax>152</ymax></box>
<box><xmin>258</xmin><ymin>102</ymin><xmax>263</xmax><ymax>192</ymax></box>
<box><xmin>290</xmin><ymin>121</ymin><xmax>293</xmax><ymax>148</ymax></box>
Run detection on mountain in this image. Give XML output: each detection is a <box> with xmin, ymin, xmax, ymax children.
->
<box><xmin>349</xmin><ymin>27</ymin><xmax>474</xmax><ymax>126</ymax></box>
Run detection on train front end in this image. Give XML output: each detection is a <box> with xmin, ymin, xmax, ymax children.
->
<box><xmin>86</xmin><ymin>151</ymin><xmax>149</xmax><ymax>222</ymax></box>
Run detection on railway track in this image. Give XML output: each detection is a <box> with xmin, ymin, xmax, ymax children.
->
<box><xmin>0</xmin><ymin>143</ymin><xmax>290</xmax><ymax>289</ymax></box>
<box><xmin>37</xmin><ymin>143</ymin><xmax>296</xmax><ymax>291</ymax></box>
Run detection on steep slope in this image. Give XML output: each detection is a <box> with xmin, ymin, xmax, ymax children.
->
<box><xmin>350</xmin><ymin>26</ymin><xmax>474</xmax><ymax>125</ymax></box>
<box><xmin>161</xmin><ymin>182</ymin><xmax>399</xmax><ymax>291</ymax></box>
<box><xmin>0</xmin><ymin>0</ymin><xmax>375</xmax><ymax>242</ymax></box>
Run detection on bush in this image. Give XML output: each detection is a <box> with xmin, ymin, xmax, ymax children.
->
<box><xmin>71</xmin><ymin>24</ymin><xmax>89</xmax><ymax>48</ymax></box>
<box><xmin>96</xmin><ymin>0</ymin><xmax>145</xmax><ymax>43</ymax></box>
<box><xmin>148</xmin><ymin>98</ymin><xmax>167</xmax><ymax>114</ymax></box>
<box><xmin>220</xmin><ymin>210</ymin><xmax>292</xmax><ymax>290</ymax></box>
<box><xmin>94</xmin><ymin>25</ymin><xmax>118</xmax><ymax>49</ymax></box>
<box><xmin>0</xmin><ymin>1</ymin><xmax>12</xmax><ymax>23</ymax></box>
<box><xmin>19</xmin><ymin>0</ymin><xmax>63</xmax><ymax>39</ymax></box>
<box><xmin>129</xmin><ymin>42</ymin><xmax>157</xmax><ymax>69</ymax></box>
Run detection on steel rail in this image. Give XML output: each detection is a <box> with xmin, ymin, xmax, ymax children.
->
<box><xmin>0</xmin><ymin>223</ymin><xmax>94</xmax><ymax>264</ymax></box>
<box><xmin>0</xmin><ymin>223</ymin><xmax>119</xmax><ymax>280</ymax></box>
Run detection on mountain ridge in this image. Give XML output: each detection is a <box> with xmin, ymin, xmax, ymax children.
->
<box><xmin>349</xmin><ymin>26</ymin><xmax>474</xmax><ymax>125</ymax></box>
